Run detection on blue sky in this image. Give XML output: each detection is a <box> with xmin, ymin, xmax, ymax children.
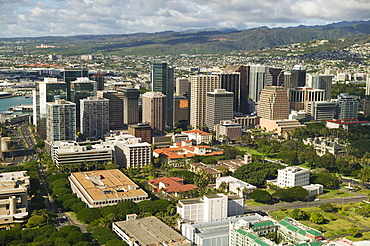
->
<box><xmin>0</xmin><ymin>0</ymin><xmax>369</xmax><ymax>38</ymax></box>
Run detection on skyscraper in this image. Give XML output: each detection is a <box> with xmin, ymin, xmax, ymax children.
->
<box><xmin>92</xmin><ymin>73</ymin><xmax>105</xmax><ymax>91</ymax></box>
<box><xmin>290</xmin><ymin>66</ymin><xmax>306</xmax><ymax>88</ymax></box>
<box><xmin>248</xmin><ymin>65</ymin><xmax>267</xmax><ymax>113</ymax></box>
<box><xmin>63</xmin><ymin>67</ymin><xmax>88</xmax><ymax>100</ymax></box>
<box><xmin>258</xmin><ymin>86</ymin><xmax>289</xmax><ymax>120</ymax></box>
<box><xmin>33</xmin><ymin>78</ymin><xmax>67</xmax><ymax>139</ymax></box>
<box><xmin>221</xmin><ymin>65</ymin><xmax>250</xmax><ymax>114</ymax></box>
<box><xmin>175</xmin><ymin>77</ymin><xmax>190</xmax><ymax>96</ymax></box>
<box><xmin>189</xmin><ymin>75</ymin><xmax>221</xmax><ymax>129</ymax></box>
<box><xmin>46</xmin><ymin>100</ymin><xmax>76</xmax><ymax>143</ymax></box>
<box><xmin>336</xmin><ymin>93</ymin><xmax>359</xmax><ymax>119</ymax></box>
<box><xmin>117</xmin><ymin>87</ymin><xmax>140</xmax><ymax>125</ymax></box>
<box><xmin>70</xmin><ymin>77</ymin><xmax>97</xmax><ymax>132</ymax></box>
<box><xmin>266</xmin><ymin>68</ymin><xmax>284</xmax><ymax>87</ymax></box>
<box><xmin>97</xmin><ymin>90</ymin><xmax>124</xmax><ymax>130</ymax></box>
<box><xmin>142</xmin><ymin>92</ymin><xmax>166</xmax><ymax>135</ymax></box>
<box><xmin>174</xmin><ymin>95</ymin><xmax>189</xmax><ymax>130</ymax></box>
<box><xmin>151</xmin><ymin>61</ymin><xmax>174</xmax><ymax>128</ymax></box>
<box><xmin>206</xmin><ymin>89</ymin><xmax>233</xmax><ymax>131</ymax></box>
<box><xmin>80</xmin><ymin>97</ymin><xmax>109</xmax><ymax>138</ymax></box>
<box><xmin>307</xmin><ymin>75</ymin><xmax>333</xmax><ymax>100</ymax></box>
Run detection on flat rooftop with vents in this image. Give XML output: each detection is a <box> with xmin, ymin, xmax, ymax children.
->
<box><xmin>69</xmin><ymin>169</ymin><xmax>149</xmax><ymax>208</ymax></box>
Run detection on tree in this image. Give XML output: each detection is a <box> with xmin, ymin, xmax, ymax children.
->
<box><xmin>66</xmin><ymin>231</ymin><xmax>88</xmax><ymax>245</ymax></box>
<box><xmin>77</xmin><ymin>208</ymin><xmax>101</xmax><ymax>224</ymax></box>
<box><xmin>27</xmin><ymin>215</ymin><xmax>47</xmax><ymax>228</ymax></box>
<box><xmin>347</xmin><ymin>227</ymin><xmax>360</xmax><ymax>237</ymax></box>
<box><xmin>310</xmin><ymin>212</ymin><xmax>325</xmax><ymax>224</ymax></box>
<box><xmin>273</xmin><ymin>187</ymin><xmax>309</xmax><ymax>202</ymax></box>
<box><xmin>312</xmin><ymin>172</ymin><xmax>341</xmax><ymax>189</ymax></box>
<box><xmin>319</xmin><ymin>203</ymin><xmax>337</xmax><ymax>212</ymax></box>
<box><xmin>358</xmin><ymin>166</ymin><xmax>370</xmax><ymax>186</ymax></box>
<box><xmin>233</xmin><ymin>162</ymin><xmax>282</xmax><ymax>187</ymax></box>
<box><xmin>289</xmin><ymin>209</ymin><xmax>308</xmax><ymax>220</ymax></box>
<box><xmin>249</xmin><ymin>190</ymin><xmax>272</xmax><ymax>203</ymax></box>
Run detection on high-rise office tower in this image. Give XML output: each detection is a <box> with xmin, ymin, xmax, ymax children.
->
<box><xmin>366</xmin><ymin>77</ymin><xmax>370</xmax><ymax>96</ymax></box>
<box><xmin>290</xmin><ymin>66</ymin><xmax>306</xmax><ymax>88</ymax></box>
<box><xmin>128</xmin><ymin>123</ymin><xmax>152</xmax><ymax>143</ymax></box>
<box><xmin>142</xmin><ymin>92</ymin><xmax>166</xmax><ymax>135</ymax></box>
<box><xmin>307</xmin><ymin>75</ymin><xmax>333</xmax><ymax>100</ymax></box>
<box><xmin>266</xmin><ymin>68</ymin><xmax>284</xmax><ymax>87</ymax></box>
<box><xmin>63</xmin><ymin>67</ymin><xmax>88</xmax><ymax>100</ymax></box>
<box><xmin>117</xmin><ymin>87</ymin><xmax>140</xmax><ymax>125</ymax></box>
<box><xmin>206</xmin><ymin>89</ymin><xmax>233</xmax><ymax>131</ymax></box>
<box><xmin>288</xmin><ymin>87</ymin><xmax>325</xmax><ymax>111</ymax></box>
<box><xmin>97</xmin><ymin>90</ymin><xmax>124</xmax><ymax>130</ymax></box>
<box><xmin>258</xmin><ymin>86</ymin><xmax>289</xmax><ymax>120</ymax></box>
<box><xmin>151</xmin><ymin>61</ymin><xmax>174</xmax><ymax>128</ymax></box>
<box><xmin>284</xmin><ymin>72</ymin><xmax>292</xmax><ymax>90</ymax></box>
<box><xmin>33</xmin><ymin>78</ymin><xmax>68</xmax><ymax>139</ymax></box>
<box><xmin>46</xmin><ymin>100</ymin><xmax>76</xmax><ymax>143</ymax></box>
<box><xmin>189</xmin><ymin>75</ymin><xmax>221</xmax><ymax>129</ymax></box>
<box><xmin>70</xmin><ymin>77</ymin><xmax>97</xmax><ymax>132</ymax></box>
<box><xmin>80</xmin><ymin>96</ymin><xmax>109</xmax><ymax>138</ymax></box>
<box><xmin>92</xmin><ymin>73</ymin><xmax>105</xmax><ymax>91</ymax></box>
<box><xmin>176</xmin><ymin>77</ymin><xmax>190</xmax><ymax>96</ymax></box>
<box><xmin>336</xmin><ymin>93</ymin><xmax>359</xmax><ymax>119</ymax></box>
<box><xmin>221</xmin><ymin>65</ymin><xmax>249</xmax><ymax>114</ymax></box>
<box><xmin>248</xmin><ymin>65</ymin><xmax>267</xmax><ymax>113</ymax></box>
<box><xmin>174</xmin><ymin>95</ymin><xmax>190</xmax><ymax>130</ymax></box>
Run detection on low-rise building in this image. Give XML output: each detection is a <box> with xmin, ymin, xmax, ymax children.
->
<box><xmin>278</xmin><ymin>217</ymin><xmax>324</xmax><ymax>243</ymax></box>
<box><xmin>69</xmin><ymin>169</ymin><xmax>149</xmax><ymax>208</ymax></box>
<box><xmin>182</xmin><ymin>214</ymin><xmax>270</xmax><ymax>246</ymax></box>
<box><xmin>215</xmin><ymin>120</ymin><xmax>242</xmax><ymax>141</ymax></box>
<box><xmin>113</xmin><ymin>215</ymin><xmax>190</xmax><ymax>246</ymax></box>
<box><xmin>216</xmin><ymin>176</ymin><xmax>257</xmax><ymax>197</ymax></box>
<box><xmin>115</xmin><ymin>141</ymin><xmax>151</xmax><ymax>168</ymax></box>
<box><xmin>50</xmin><ymin>141</ymin><xmax>113</xmax><ymax>167</ymax></box>
<box><xmin>302</xmin><ymin>184</ymin><xmax>324</xmax><ymax>197</ymax></box>
<box><xmin>0</xmin><ymin>171</ymin><xmax>29</xmax><ymax>225</ymax></box>
<box><xmin>177</xmin><ymin>194</ymin><xmax>244</xmax><ymax>223</ymax></box>
<box><xmin>277</xmin><ymin>166</ymin><xmax>310</xmax><ymax>188</ymax></box>
<box><xmin>181</xmin><ymin>129</ymin><xmax>212</xmax><ymax>145</ymax></box>
<box><xmin>148</xmin><ymin>177</ymin><xmax>198</xmax><ymax>197</ymax></box>
<box><xmin>303</xmin><ymin>137</ymin><xmax>347</xmax><ymax>156</ymax></box>
<box><xmin>326</xmin><ymin>119</ymin><xmax>370</xmax><ymax>131</ymax></box>
<box><xmin>153</xmin><ymin>141</ymin><xmax>223</xmax><ymax>165</ymax></box>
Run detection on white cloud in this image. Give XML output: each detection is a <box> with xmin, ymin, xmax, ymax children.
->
<box><xmin>0</xmin><ymin>0</ymin><xmax>369</xmax><ymax>38</ymax></box>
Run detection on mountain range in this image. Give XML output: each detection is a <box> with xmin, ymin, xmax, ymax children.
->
<box><xmin>1</xmin><ymin>20</ymin><xmax>370</xmax><ymax>56</ymax></box>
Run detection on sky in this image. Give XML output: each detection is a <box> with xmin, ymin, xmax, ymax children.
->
<box><xmin>0</xmin><ymin>0</ymin><xmax>369</xmax><ymax>38</ymax></box>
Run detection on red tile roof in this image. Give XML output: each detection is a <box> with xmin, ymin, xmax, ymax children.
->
<box><xmin>148</xmin><ymin>177</ymin><xmax>198</xmax><ymax>193</ymax></box>
<box><xmin>182</xmin><ymin>129</ymin><xmax>211</xmax><ymax>136</ymax></box>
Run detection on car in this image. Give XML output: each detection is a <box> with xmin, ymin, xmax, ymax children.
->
<box><xmin>314</xmin><ymin>198</ymin><xmax>320</xmax><ymax>201</ymax></box>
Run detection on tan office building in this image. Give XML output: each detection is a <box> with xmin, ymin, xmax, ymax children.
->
<box><xmin>69</xmin><ymin>169</ymin><xmax>148</xmax><ymax>208</ymax></box>
<box><xmin>142</xmin><ymin>91</ymin><xmax>166</xmax><ymax>135</ymax></box>
<box><xmin>189</xmin><ymin>75</ymin><xmax>221</xmax><ymax>128</ymax></box>
<box><xmin>258</xmin><ymin>86</ymin><xmax>289</xmax><ymax>120</ymax></box>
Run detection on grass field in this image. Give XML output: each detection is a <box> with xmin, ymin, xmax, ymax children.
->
<box><xmin>317</xmin><ymin>189</ymin><xmax>355</xmax><ymax>199</ymax></box>
<box><xmin>236</xmin><ymin>146</ymin><xmax>265</xmax><ymax>156</ymax></box>
<box><xmin>269</xmin><ymin>202</ymin><xmax>370</xmax><ymax>241</ymax></box>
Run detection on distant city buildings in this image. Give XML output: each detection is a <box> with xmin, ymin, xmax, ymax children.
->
<box><xmin>142</xmin><ymin>91</ymin><xmax>166</xmax><ymax>135</ymax></box>
<box><xmin>206</xmin><ymin>89</ymin><xmax>233</xmax><ymax>131</ymax></box>
<box><xmin>80</xmin><ymin>96</ymin><xmax>109</xmax><ymax>138</ymax></box>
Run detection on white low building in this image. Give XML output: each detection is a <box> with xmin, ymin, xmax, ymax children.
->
<box><xmin>277</xmin><ymin>166</ymin><xmax>310</xmax><ymax>188</ymax></box>
<box><xmin>215</xmin><ymin>176</ymin><xmax>257</xmax><ymax>197</ymax></box>
<box><xmin>302</xmin><ymin>184</ymin><xmax>324</xmax><ymax>197</ymax></box>
<box><xmin>177</xmin><ymin>193</ymin><xmax>244</xmax><ymax>223</ymax></box>
<box><xmin>0</xmin><ymin>171</ymin><xmax>30</xmax><ymax>225</ymax></box>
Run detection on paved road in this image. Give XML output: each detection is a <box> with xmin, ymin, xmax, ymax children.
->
<box><xmin>57</xmin><ymin>212</ymin><xmax>88</xmax><ymax>233</ymax></box>
<box><xmin>245</xmin><ymin>195</ymin><xmax>367</xmax><ymax>213</ymax></box>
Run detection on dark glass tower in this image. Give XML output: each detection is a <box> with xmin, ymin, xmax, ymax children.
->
<box><xmin>151</xmin><ymin>61</ymin><xmax>174</xmax><ymax>129</ymax></box>
<box><xmin>63</xmin><ymin>68</ymin><xmax>89</xmax><ymax>100</ymax></box>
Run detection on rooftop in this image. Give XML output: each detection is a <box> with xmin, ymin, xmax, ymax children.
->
<box><xmin>69</xmin><ymin>169</ymin><xmax>147</xmax><ymax>202</ymax></box>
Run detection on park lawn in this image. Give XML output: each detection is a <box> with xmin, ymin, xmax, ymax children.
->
<box><xmin>358</xmin><ymin>189</ymin><xmax>370</xmax><ymax>196</ymax></box>
<box><xmin>245</xmin><ymin>200</ymin><xmax>266</xmax><ymax>206</ymax></box>
<box><xmin>269</xmin><ymin>210</ymin><xmax>289</xmax><ymax>220</ymax></box>
<box><xmin>347</xmin><ymin>231</ymin><xmax>370</xmax><ymax>241</ymax></box>
<box><xmin>317</xmin><ymin>189</ymin><xmax>354</xmax><ymax>199</ymax></box>
<box><xmin>341</xmin><ymin>208</ymin><xmax>370</xmax><ymax>228</ymax></box>
<box><xmin>236</xmin><ymin>147</ymin><xmax>265</xmax><ymax>157</ymax></box>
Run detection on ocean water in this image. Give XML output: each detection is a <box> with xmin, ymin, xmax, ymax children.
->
<box><xmin>0</xmin><ymin>96</ymin><xmax>33</xmax><ymax>114</ymax></box>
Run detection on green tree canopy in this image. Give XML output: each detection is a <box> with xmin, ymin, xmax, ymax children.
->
<box><xmin>76</xmin><ymin>208</ymin><xmax>102</xmax><ymax>224</ymax></box>
<box><xmin>232</xmin><ymin>162</ymin><xmax>282</xmax><ymax>187</ymax></box>
<box><xmin>310</xmin><ymin>212</ymin><xmax>325</xmax><ymax>224</ymax></box>
<box><xmin>249</xmin><ymin>189</ymin><xmax>272</xmax><ymax>203</ymax></box>
<box><xmin>273</xmin><ymin>186</ymin><xmax>309</xmax><ymax>202</ymax></box>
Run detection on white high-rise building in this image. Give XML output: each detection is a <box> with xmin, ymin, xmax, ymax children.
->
<box><xmin>189</xmin><ymin>75</ymin><xmax>221</xmax><ymax>128</ymax></box>
<box><xmin>277</xmin><ymin>167</ymin><xmax>310</xmax><ymax>188</ymax></box>
<box><xmin>46</xmin><ymin>100</ymin><xmax>76</xmax><ymax>143</ymax></box>
<box><xmin>80</xmin><ymin>96</ymin><xmax>109</xmax><ymax>138</ymax></box>
<box><xmin>336</xmin><ymin>93</ymin><xmax>359</xmax><ymax>119</ymax></box>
